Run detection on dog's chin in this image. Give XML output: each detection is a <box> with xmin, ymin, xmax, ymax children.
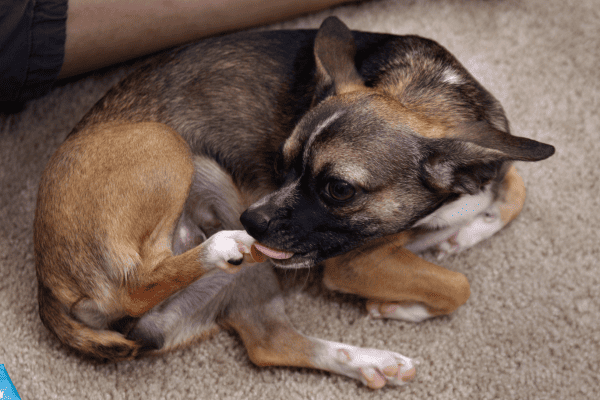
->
<box><xmin>269</xmin><ymin>252</ymin><xmax>317</xmax><ymax>269</ymax></box>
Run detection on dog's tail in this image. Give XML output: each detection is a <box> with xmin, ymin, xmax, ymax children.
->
<box><xmin>38</xmin><ymin>284</ymin><xmax>141</xmax><ymax>362</ymax></box>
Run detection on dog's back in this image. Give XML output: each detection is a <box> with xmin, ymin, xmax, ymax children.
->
<box><xmin>72</xmin><ymin>29</ymin><xmax>511</xmax><ymax>190</ymax></box>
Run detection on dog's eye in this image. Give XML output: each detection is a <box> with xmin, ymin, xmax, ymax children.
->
<box><xmin>325</xmin><ymin>180</ymin><xmax>356</xmax><ymax>202</ymax></box>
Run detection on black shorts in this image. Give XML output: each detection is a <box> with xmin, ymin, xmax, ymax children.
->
<box><xmin>0</xmin><ymin>0</ymin><xmax>67</xmax><ymax>103</ymax></box>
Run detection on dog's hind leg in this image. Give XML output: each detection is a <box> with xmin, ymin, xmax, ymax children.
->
<box><xmin>433</xmin><ymin>165</ymin><xmax>527</xmax><ymax>257</ymax></box>
<box><xmin>127</xmin><ymin>154</ymin><xmax>267</xmax><ymax>353</ymax></box>
<box><xmin>322</xmin><ymin>233</ymin><xmax>471</xmax><ymax>322</ymax></box>
<box><xmin>219</xmin><ymin>263</ymin><xmax>416</xmax><ymax>389</ymax></box>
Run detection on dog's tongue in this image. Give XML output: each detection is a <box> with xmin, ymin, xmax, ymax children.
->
<box><xmin>252</xmin><ymin>243</ymin><xmax>294</xmax><ymax>260</ymax></box>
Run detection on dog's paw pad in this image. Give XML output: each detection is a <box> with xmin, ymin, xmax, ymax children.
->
<box><xmin>367</xmin><ymin>301</ymin><xmax>433</xmax><ymax>322</ymax></box>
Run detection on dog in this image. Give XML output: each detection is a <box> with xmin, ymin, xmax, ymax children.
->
<box><xmin>34</xmin><ymin>17</ymin><xmax>554</xmax><ymax>389</ymax></box>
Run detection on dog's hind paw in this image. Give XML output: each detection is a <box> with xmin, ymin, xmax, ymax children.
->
<box><xmin>202</xmin><ymin>230</ymin><xmax>256</xmax><ymax>271</ymax></box>
<box><xmin>314</xmin><ymin>339</ymin><xmax>416</xmax><ymax>389</ymax></box>
<box><xmin>435</xmin><ymin>205</ymin><xmax>504</xmax><ymax>259</ymax></box>
<box><xmin>367</xmin><ymin>301</ymin><xmax>434</xmax><ymax>322</ymax></box>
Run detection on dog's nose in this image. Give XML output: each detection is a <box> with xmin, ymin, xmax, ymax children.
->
<box><xmin>240</xmin><ymin>209</ymin><xmax>271</xmax><ymax>237</ymax></box>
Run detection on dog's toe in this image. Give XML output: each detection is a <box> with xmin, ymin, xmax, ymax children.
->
<box><xmin>360</xmin><ymin>361</ymin><xmax>414</xmax><ymax>388</ymax></box>
<box><xmin>397</xmin><ymin>364</ymin><xmax>417</xmax><ymax>382</ymax></box>
<box><xmin>358</xmin><ymin>351</ymin><xmax>416</xmax><ymax>388</ymax></box>
<box><xmin>361</xmin><ymin>367</ymin><xmax>387</xmax><ymax>389</ymax></box>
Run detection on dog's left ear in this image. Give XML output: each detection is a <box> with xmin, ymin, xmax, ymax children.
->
<box><xmin>312</xmin><ymin>16</ymin><xmax>365</xmax><ymax>106</ymax></box>
<box><xmin>421</xmin><ymin>129</ymin><xmax>555</xmax><ymax>195</ymax></box>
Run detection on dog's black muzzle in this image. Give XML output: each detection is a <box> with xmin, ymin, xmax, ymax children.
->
<box><xmin>240</xmin><ymin>208</ymin><xmax>272</xmax><ymax>240</ymax></box>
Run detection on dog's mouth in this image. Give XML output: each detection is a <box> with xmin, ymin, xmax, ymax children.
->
<box><xmin>252</xmin><ymin>243</ymin><xmax>294</xmax><ymax>260</ymax></box>
<box><xmin>252</xmin><ymin>242</ymin><xmax>316</xmax><ymax>269</ymax></box>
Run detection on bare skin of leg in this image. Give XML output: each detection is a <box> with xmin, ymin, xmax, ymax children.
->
<box><xmin>59</xmin><ymin>0</ymin><xmax>353</xmax><ymax>78</ymax></box>
<box><xmin>323</xmin><ymin>166</ymin><xmax>526</xmax><ymax>322</ymax></box>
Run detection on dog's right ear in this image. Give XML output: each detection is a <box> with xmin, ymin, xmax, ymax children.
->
<box><xmin>312</xmin><ymin>16</ymin><xmax>365</xmax><ymax>106</ymax></box>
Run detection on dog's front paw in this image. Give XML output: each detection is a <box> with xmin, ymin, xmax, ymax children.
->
<box><xmin>436</xmin><ymin>205</ymin><xmax>504</xmax><ymax>259</ymax></box>
<box><xmin>317</xmin><ymin>340</ymin><xmax>416</xmax><ymax>389</ymax></box>
<box><xmin>202</xmin><ymin>230</ymin><xmax>256</xmax><ymax>271</ymax></box>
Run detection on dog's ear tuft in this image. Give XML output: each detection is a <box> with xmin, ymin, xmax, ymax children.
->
<box><xmin>312</xmin><ymin>16</ymin><xmax>365</xmax><ymax>106</ymax></box>
<box><xmin>421</xmin><ymin>140</ymin><xmax>512</xmax><ymax>195</ymax></box>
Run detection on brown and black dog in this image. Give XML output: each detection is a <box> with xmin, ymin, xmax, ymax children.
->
<box><xmin>34</xmin><ymin>17</ymin><xmax>554</xmax><ymax>389</ymax></box>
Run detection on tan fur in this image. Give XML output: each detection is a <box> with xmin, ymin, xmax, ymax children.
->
<box><xmin>35</xmin><ymin>122</ymin><xmax>226</xmax><ymax>359</ymax></box>
<box><xmin>497</xmin><ymin>165</ymin><xmax>527</xmax><ymax>225</ymax></box>
<box><xmin>224</xmin><ymin>298</ymin><xmax>317</xmax><ymax>369</ymax></box>
<box><xmin>322</xmin><ymin>232</ymin><xmax>471</xmax><ymax>317</ymax></box>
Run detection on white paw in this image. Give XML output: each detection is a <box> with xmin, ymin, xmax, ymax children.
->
<box><xmin>202</xmin><ymin>230</ymin><xmax>256</xmax><ymax>270</ymax></box>
<box><xmin>367</xmin><ymin>301</ymin><xmax>434</xmax><ymax>322</ymax></box>
<box><xmin>436</xmin><ymin>205</ymin><xmax>503</xmax><ymax>259</ymax></box>
<box><xmin>315</xmin><ymin>339</ymin><xmax>416</xmax><ymax>389</ymax></box>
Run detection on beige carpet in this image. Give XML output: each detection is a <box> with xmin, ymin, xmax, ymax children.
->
<box><xmin>1</xmin><ymin>0</ymin><xmax>598</xmax><ymax>398</ymax></box>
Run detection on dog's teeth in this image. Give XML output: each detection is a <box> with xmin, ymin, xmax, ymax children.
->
<box><xmin>253</xmin><ymin>243</ymin><xmax>294</xmax><ymax>260</ymax></box>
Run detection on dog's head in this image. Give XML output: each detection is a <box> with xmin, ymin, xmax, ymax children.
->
<box><xmin>241</xmin><ymin>17</ymin><xmax>555</xmax><ymax>268</ymax></box>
